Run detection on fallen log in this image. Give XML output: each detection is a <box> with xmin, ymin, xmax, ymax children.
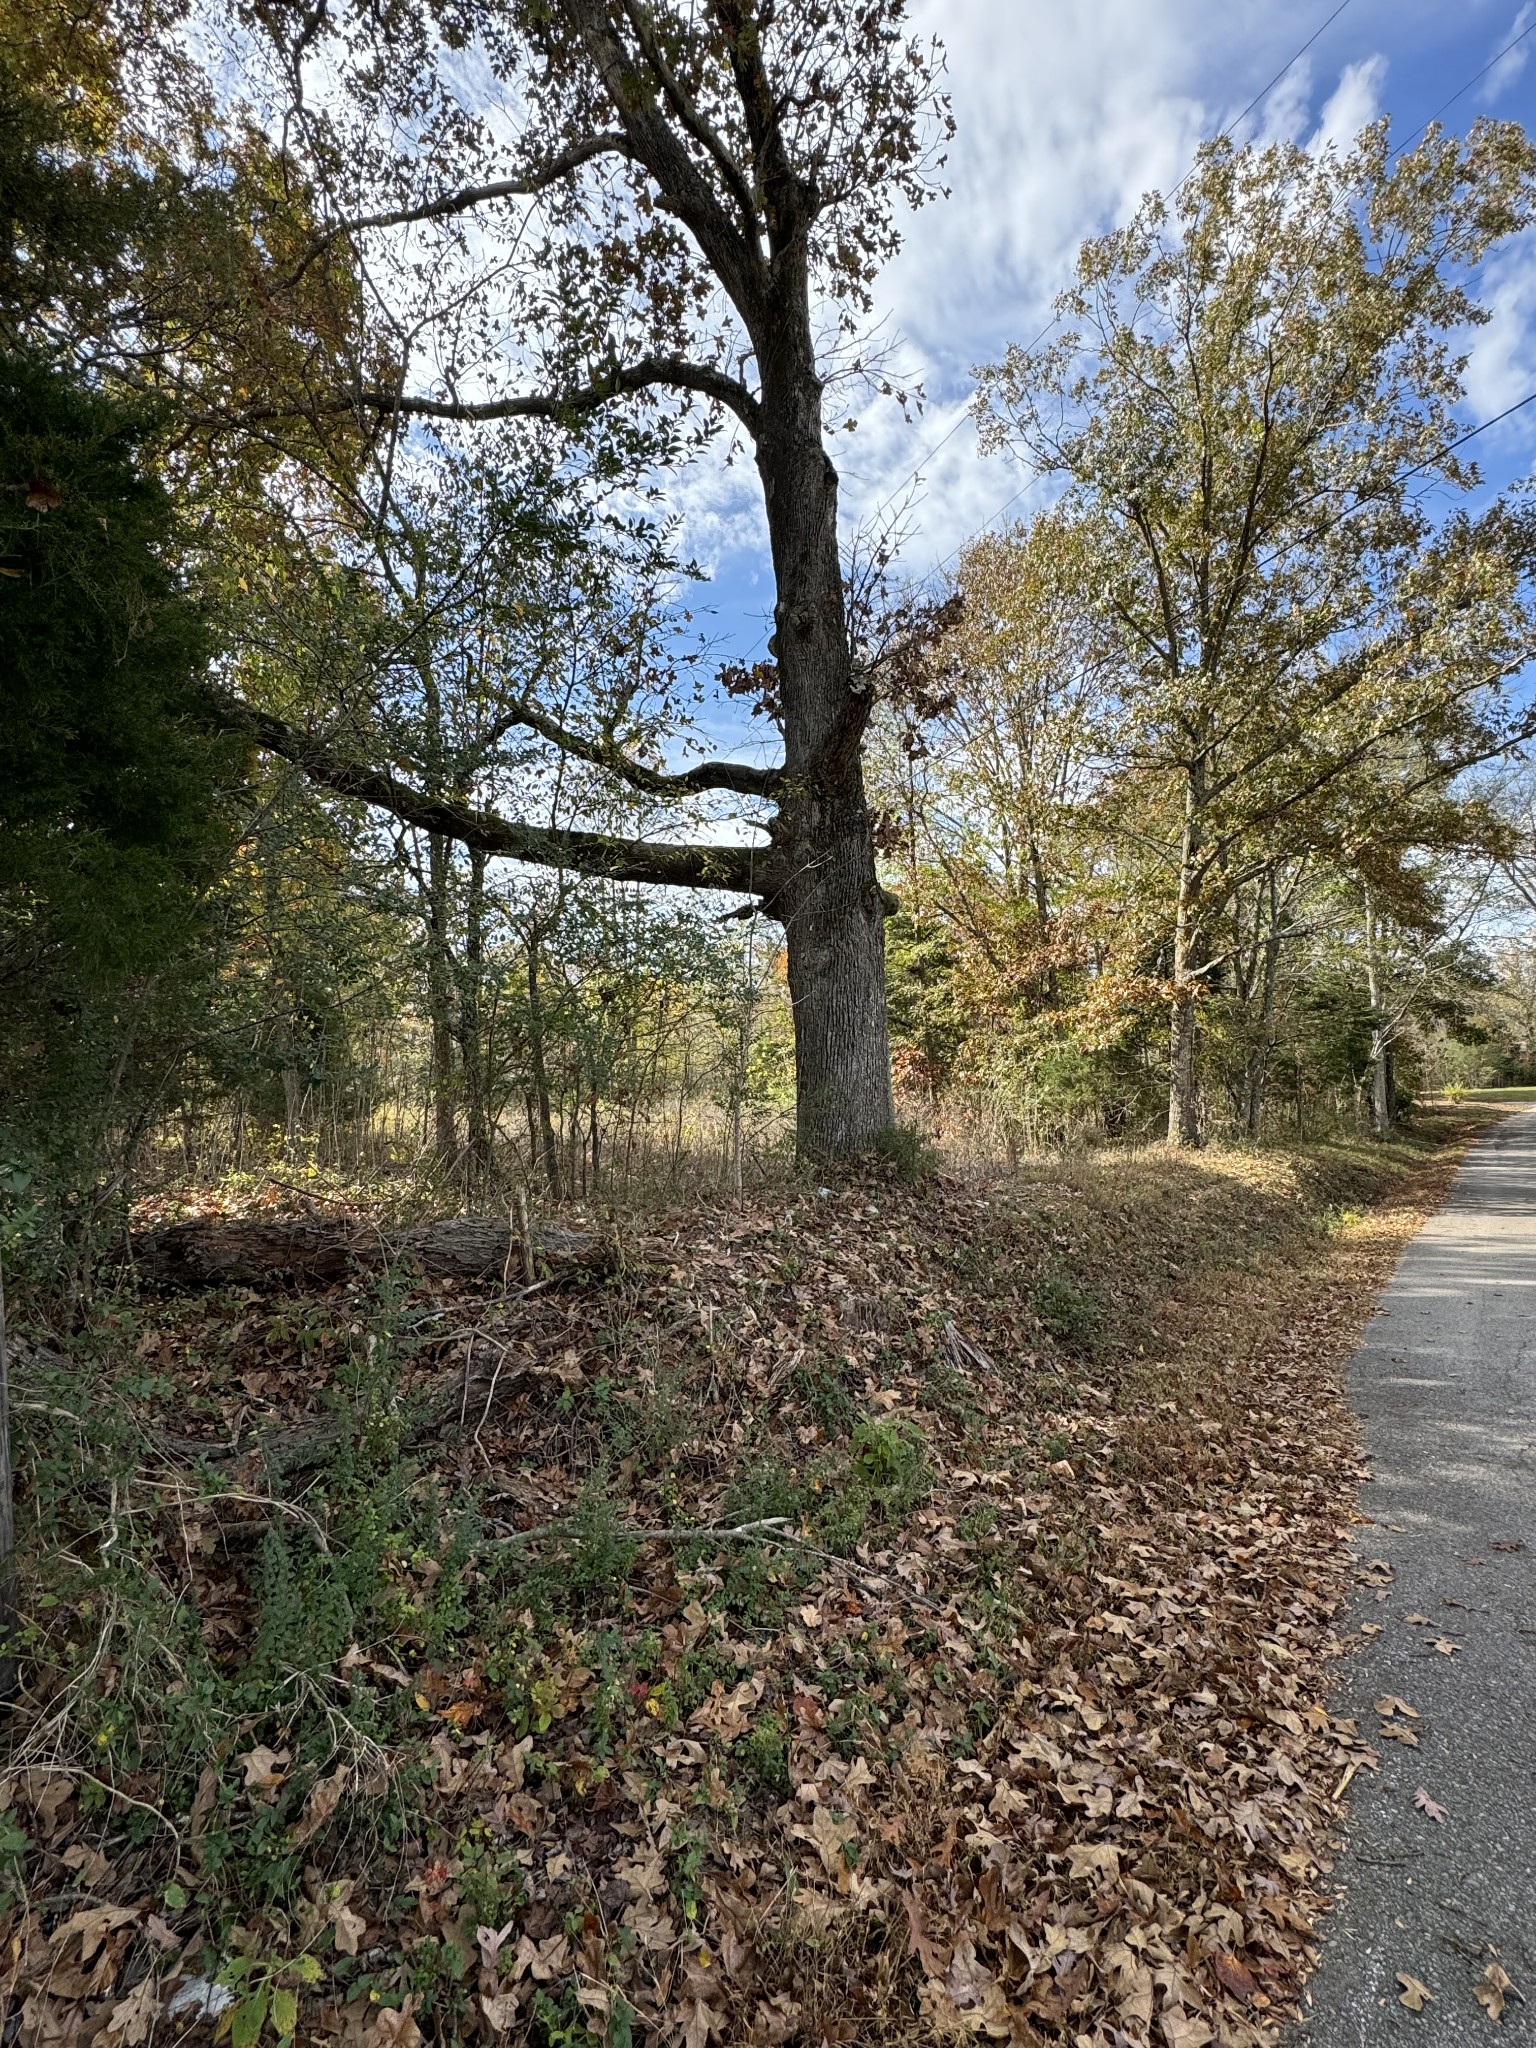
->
<box><xmin>126</xmin><ymin>1215</ymin><xmax>607</xmax><ymax>1291</ymax></box>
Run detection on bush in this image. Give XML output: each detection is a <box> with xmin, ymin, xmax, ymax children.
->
<box><xmin>814</xmin><ymin>1414</ymin><xmax>931</xmax><ymax>1554</ymax></box>
<box><xmin>870</xmin><ymin>1123</ymin><xmax>938</xmax><ymax>1182</ymax></box>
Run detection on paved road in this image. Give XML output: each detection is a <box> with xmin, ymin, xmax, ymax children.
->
<box><xmin>1293</xmin><ymin>1112</ymin><xmax>1536</xmax><ymax>2045</ymax></box>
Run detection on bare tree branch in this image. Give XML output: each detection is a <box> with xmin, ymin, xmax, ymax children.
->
<box><xmin>487</xmin><ymin>696</ymin><xmax>782</xmax><ymax>799</ymax></box>
<box><xmin>237</xmin><ymin>707</ymin><xmax>776</xmax><ymax>895</ymax></box>
<box><xmin>354</xmin><ymin>353</ymin><xmax>762</xmax><ymax>435</ymax></box>
<box><xmin>284</xmin><ymin>133</ymin><xmax>637</xmax><ymax>286</ymax></box>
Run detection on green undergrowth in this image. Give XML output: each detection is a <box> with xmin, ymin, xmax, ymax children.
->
<box><xmin>0</xmin><ymin>1106</ymin><xmax>1489</xmax><ymax>2044</ymax></box>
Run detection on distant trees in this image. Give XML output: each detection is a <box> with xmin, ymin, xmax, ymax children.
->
<box><xmin>964</xmin><ymin>122</ymin><xmax>1536</xmax><ymax>1144</ymax></box>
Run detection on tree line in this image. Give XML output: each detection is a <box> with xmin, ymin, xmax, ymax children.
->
<box><xmin>4</xmin><ymin>0</ymin><xmax>1536</xmax><ymax>1257</ymax></box>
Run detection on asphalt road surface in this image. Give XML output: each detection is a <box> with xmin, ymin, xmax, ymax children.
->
<box><xmin>1292</xmin><ymin>1111</ymin><xmax>1536</xmax><ymax>2044</ymax></box>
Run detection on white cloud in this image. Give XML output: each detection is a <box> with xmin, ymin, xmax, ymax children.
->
<box><xmin>1255</xmin><ymin>58</ymin><xmax>1315</xmax><ymax>146</ymax></box>
<box><xmin>1482</xmin><ymin>4</ymin><xmax>1536</xmax><ymax>100</ymax></box>
<box><xmin>828</xmin><ymin>6</ymin><xmax>1403</xmax><ymax>579</ymax></box>
<box><xmin>623</xmin><ymin>2</ymin><xmax>1535</xmax><ymax>648</ymax></box>
<box><xmin>1311</xmin><ymin>55</ymin><xmax>1390</xmax><ymax>153</ymax></box>
<box><xmin>1464</xmin><ymin>230</ymin><xmax>1536</xmax><ymax>459</ymax></box>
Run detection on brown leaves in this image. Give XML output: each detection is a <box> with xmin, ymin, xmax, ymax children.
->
<box><xmin>288</xmin><ymin>1762</ymin><xmax>349</xmax><ymax>1844</ymax></box>
<box><xmin>901</xmin><ymin>1888</ymin><xmax>951</xmax><ymax>1977</ymax></box>
<box><xmin>688</xmin><ymin>1673</ymin><xmax>763</xmax><ymax>1741</ymax></box>
<box><xmin>237</xmin><ymin>1743</ymin><xmax>289</xmax><ymax>1791</ymax></box>
<box><xmin>1398</xmin><ymin>1972</ymin><xmax>1436</xmax><ymax>2010</ymax></box>
<box><xmin>1474</xmin><ymin>1961</ymin><xmax>1514</xmax><ymax>2022</ymax></box>
<box><xmin>103</xmin><ymin>1977</ymin><xmax>160</xmax><ymax>2044</ymax></box>
<box><xmin>1377</xmin><ymin>1694</ymin><xmax>1421</xmax><ymax>1744</ymax></box>
<box><xmin>32</xmin><ymin>1130</ymin><xmax>1459</xmax><ymax>2048</ymax></box>
<box><xmin>1213</xmin><ymin>1952</ymin><xmax>1260</xmax><ymax>2003</ymax></box>
<box><xmin>1413</xmin><ymin>1786</ymin><xmax>1448</xmax><ymax>1823</ymax></box>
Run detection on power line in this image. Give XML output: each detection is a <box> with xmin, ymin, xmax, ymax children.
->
<box><xmin>1260</xmin><ymin>383</ymin><xmax>1536</xmax><ymax>568</ymax></box>
<box><xmin>1180</xmin><ymin>0</ymin><xmax>1356</xmax><ymax>188</ymax></box>
<box><xmin>1392</xmin><ymin>13</ymin><xmax>1536</xmax><ymax>158</ymax></box>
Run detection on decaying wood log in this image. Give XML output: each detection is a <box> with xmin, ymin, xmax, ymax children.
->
<box><xmin>126</xmin><ymin>1215</ymin><xmax>607</xmax><ymax>1291</ymax></box>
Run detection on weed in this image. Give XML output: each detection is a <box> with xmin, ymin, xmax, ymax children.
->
<box><xmin>957</xmin><ymin>1501</ymin><xmax>999</xmax><ymax>1541</ymax></box>
<box><xmin>921</xmin><ymin>1354</ymin><xmax>979</xmax><ymax>1431</ymax></box>
<box><xmin>870</xmin><ymin>1123</ymin><xmax>937</xmax><ymax>1182</ymax></box>
<box><xmin>793</xmin><ymin>1355</ymin><xmax>856</xmax><ymax>1434</ymax></box>
<box><xmin>848</xmin><ymin>1415</ymin><xmax>930</xmax><ymax>1513</ymax></box>
<box><xmin>1032</xmin><ymin>1261</ymin><xmax>1107</xmax><ymax>1353</ymax></box>
<box><xmin>214</xmin><ymin>1950</ymin><xmax>324</xmax><ymax>2048</ymax></box>
<box><xmin>565</xmin><ymin>1471</ymin><xmax>640</xmax><ymax>1608</ymax></box>
<box><xmin>719</xmin><ymin>1455</ymin><xmax>807</xmax><ymax>1528</ymax></box>
<box><xmin>741</xmin><ymin>1711</ymin><xmax>790</xmax><ymax>1797</ymax></box>
<box><xmin>813</xmin><ymin>1414</ymin><xmax>931</xmax><ymax>1553</ymax></box>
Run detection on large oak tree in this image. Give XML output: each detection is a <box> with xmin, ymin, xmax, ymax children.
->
<box><xmin>226</xmin><ymin>0</ymin><xmax>953</xmax><ymax>1159</ymax></box>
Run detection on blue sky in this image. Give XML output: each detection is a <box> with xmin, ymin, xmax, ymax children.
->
<box><xmin>670</xmin><ymin>0</ymin><xmax>1536</xmax><ymax>761</ymax></box>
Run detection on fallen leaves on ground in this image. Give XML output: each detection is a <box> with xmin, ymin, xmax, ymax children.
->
<box><xmin>1398</xmin><ymin>1972</ymin><xmax>1436</xmax><ymax>2011</ymax></box>
<box><xmin>1474</xmin><ymin>1961</ymin><xmax>1514</xmax><ymax>2022</ymax></box>
<box><xmin>0</xmin><ymin>1121</ymin><xmax>1487</xmax><ymax>2046</ymax></box>
<box><xmin>1412</xmin><ymin>1787</ymin><xmax>1448</xmax><ymax>1823</ymax></box>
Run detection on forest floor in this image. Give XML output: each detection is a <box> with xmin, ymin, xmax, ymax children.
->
<box><xmin>0</xmin><ymin>1107</ymin><xmax>1500</xmax><ymax>2048</ymax></box>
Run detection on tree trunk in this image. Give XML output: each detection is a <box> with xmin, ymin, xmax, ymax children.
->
<box><xmin>128</xmin><ymin>1214</ymin><xmax>606</xmax><ymax>1288</ymax></box>
<box><xmin>456</xmin><ymin>846</ymin><xmax>492</xmax><ymax>1196</ymax></box>
<box><xmin>0</xmin><ymin>1258</ymin><xmax>17</xmax><ymax>1704</ymax></box>
<box><xmin>1167</xmin><ymin>785</ymin><xmax>1202</xmax><ymax>1147</ymax></box>
<box><xmin>426</xmin><ymin>831</ymin><xmax>457</xmax><ymax>1163</ymax></box>
<box><xmin>756</xmin><ymin>363</ymin><xmax>893</xmax><ymax>1159</ymax></box>
<box><xmin>1027</xmin><ymin>830</ymin><xmax>1058</xmax><ymax>1006</ymax></box>
<box><xmin>525</xmin><ymin>931</ymin><xmax>563</xmax><ymax>1200</ymax></box>
<box><xmin>1363</xmin><ymin>889</ymin><xmax>1393</xmax><ymax>1137</ymax></box>
<box><xmin>1242</xmin><ymin>899</ymin><xmax>1283</xmax><ymax>1139</ymax></box>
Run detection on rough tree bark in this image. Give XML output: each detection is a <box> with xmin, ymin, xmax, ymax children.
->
<box><xmin>1363</xmin><ymin>889</ymin><xmax>1394</xmax><ymax>1137</ymax></box>
<box><xmin>456</xmin><ymin>846</ymin><xmax>493</xmax><ymax>1195</ymax></box>
<box><xmin>525</xmin><ymin>928</ymin><xmax>564</xmax><ymax>1201</ymax></box>
<box><xmin>127</xmin><ymin>1215</ymin><xmax>604</xmax><ymax>1289</ymax></box>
